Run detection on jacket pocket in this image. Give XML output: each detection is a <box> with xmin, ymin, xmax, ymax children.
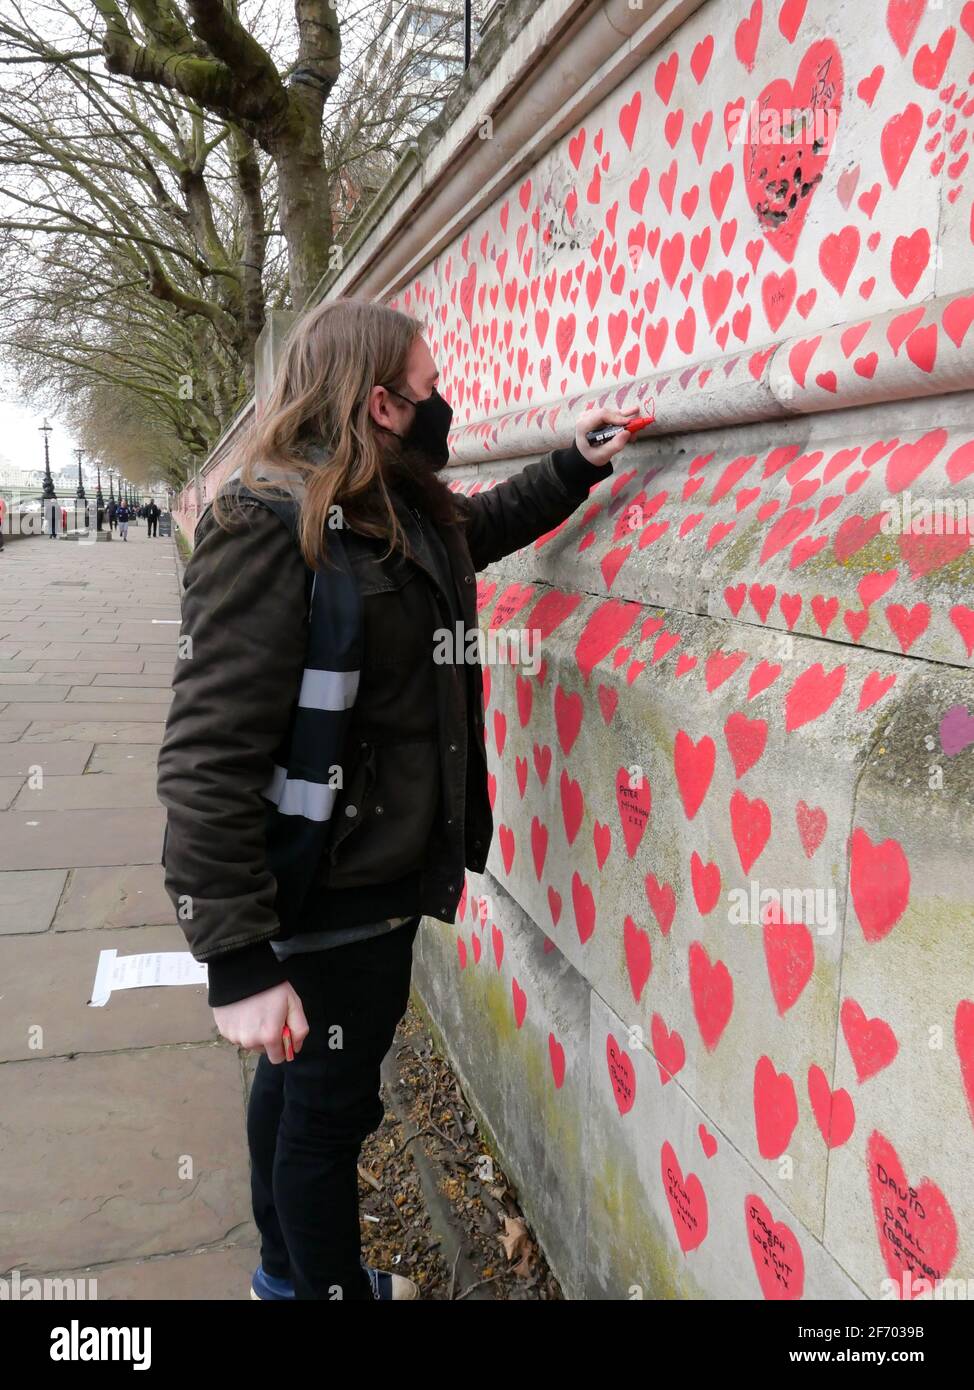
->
<box><xmin>323</xmin><ymin>739</ymin><xmax>377</xmax><ymax>864</ymax></box>
<box><xmin>321</xmin><ymin>735</ymin><xmax>439</xmax><ymax>888</ymax></box>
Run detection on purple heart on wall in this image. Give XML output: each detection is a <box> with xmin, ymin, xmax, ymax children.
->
<box><xmin>939</xmin><ymin>704</ymin><xmax>974</xmax><ymax>756</ymax></box>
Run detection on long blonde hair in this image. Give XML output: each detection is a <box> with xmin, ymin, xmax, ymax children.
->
<box><xmin>216</xmin><ymin>298</ymin><xmax>431</xmax><ymax>568</ymax></box>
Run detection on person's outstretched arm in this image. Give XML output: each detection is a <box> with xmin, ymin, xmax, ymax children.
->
<box><xmin>453</xmin><ymin>407</ymin><xmax>637</xmax><ymax>570</ymax></box>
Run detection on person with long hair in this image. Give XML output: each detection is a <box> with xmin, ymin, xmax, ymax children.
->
<box><xmin>156</xmin><ymin>298</ymin><xmax>637</xmax><ymax>1301</ymax></box>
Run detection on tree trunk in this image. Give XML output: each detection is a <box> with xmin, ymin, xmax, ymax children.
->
<box><xmin>271</xmin><ymin>97</ymin><xmax>335</xmax><ymax>308</ymax></box>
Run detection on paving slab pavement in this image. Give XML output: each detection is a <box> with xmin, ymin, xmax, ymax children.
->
<box><xmin>0</xmin><ymin>529</ymin><xmax>260</xmax><ymax>1295</ymax></box>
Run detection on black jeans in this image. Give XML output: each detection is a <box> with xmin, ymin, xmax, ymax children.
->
<box><xmin>147</xmin><ymin>518</ymin><xmax>157</xmax><ymax>536</ymax></box>
<box><xmin>246</xmin><ymin>916</ymin><xmax>420</xmax><ymax>1300</ymax></box>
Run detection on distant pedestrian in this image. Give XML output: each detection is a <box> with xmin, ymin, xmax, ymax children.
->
<box><xmin>107</xmin><ymin>500</ymin><xmax>118</xmax><ymax>531</ymax></box>
<box><xmin>117</xmin><ymin>503</ymin><xmax>130</xmax><ymax>540</ymax></box>
<box><xmin>146</xmin><ymin>500</ymin><xmax>160</xmax><ymax>537</ymax></box>
<box><xmin>44</xmin><ymin>496</ymin><xmax>59</xmax><ymax>539</ymax></box>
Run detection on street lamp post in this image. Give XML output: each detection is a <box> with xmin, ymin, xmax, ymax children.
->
<box><xmin>75</xmin><ymin>448</ymin><xmax>88</xmax><ymax>530</ymax></box>
<box><xmin>39</xmin><ymin>418</ymin><xmax>56</xmax><ymax>539</ymax></box>
<box><xmin>95</xmin><ymin>462</ymin><xmax>105</xmax><ymax>532</ymax></box>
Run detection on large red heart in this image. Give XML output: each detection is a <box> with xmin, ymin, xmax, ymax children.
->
<box><xmin>661</xmin><ymin>1141</ymin><xmax>709</xmax><ymax>1254</ymax></box>
<box><xmin>867</xmin><ymin>1131</ymin><xmax>958</xmax><ymax>1295</ymax></box>
<box><xmin>745</xmin><ymin>1194</ymin><xmax>806</xmax><ymax>1299</ymax></box>
<box><xmin>742</xmin><ymin>40</ymin><xmax>843</xmax><ymax>264</ymax></box>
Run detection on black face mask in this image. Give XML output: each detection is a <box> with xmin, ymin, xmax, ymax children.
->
<box><xmin>381</xmin><ymin>384</ymin><xmax>453</xmax><ymax>466</ymax></box>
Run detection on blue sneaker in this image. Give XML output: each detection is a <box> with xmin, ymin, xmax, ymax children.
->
<box><xmin>250</xmin><ymin>1262</ymin><xmax>418</xmax><ymax>1300</ymax></box>
<box><xmin>250</xmin><ymin>1264</ymin><xmax>296</xmax><ymax>1300</ymax></box>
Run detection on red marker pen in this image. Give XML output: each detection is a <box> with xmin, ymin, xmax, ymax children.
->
<box><xmin>586</xmin><ymin>407</ymin><xmax>656</xmax><ymax>447</ymax></box>
<box><xmin>282</xmin><ymin>1025</ymin><xmax>294</xmax><ymax>1062</ymax></box>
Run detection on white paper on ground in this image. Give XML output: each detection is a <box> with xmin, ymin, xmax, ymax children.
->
<box><xmin>88</xmin><ymin>949</ymin><xmax>208</xmax><ymax>1007</ymax></box>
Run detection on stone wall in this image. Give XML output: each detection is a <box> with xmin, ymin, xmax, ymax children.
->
<box><xmin>176</xmin><ymin>0</ymin><xmax>974</xmax><ymax>1298</ymax></box>
<box><xmin>394</xmin><ymin>0</ymin><xmax>974</xmax><ymax>1299</ymax></box>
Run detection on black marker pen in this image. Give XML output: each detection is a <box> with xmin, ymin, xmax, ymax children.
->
<box><xmin>586</xmin><ymin>413</ymin><xmax>656</xmax><ymax>447</ymax></box>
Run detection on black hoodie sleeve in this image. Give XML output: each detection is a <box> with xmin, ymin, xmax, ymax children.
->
<box><xmin>453</xmin><ymin>442</ymin><xmax>614</xmax><ymax>570</ymax></box>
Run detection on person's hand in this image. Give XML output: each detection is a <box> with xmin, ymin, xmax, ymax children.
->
<box><xmin>574</xmin><ymin>406</ymin><xmax>641</xmax><ymax>466</ymax></box>
<box><xmin>212</xmin><ymin>981</ymin><xmax>309</xmax><ymax>1064</ymax></box>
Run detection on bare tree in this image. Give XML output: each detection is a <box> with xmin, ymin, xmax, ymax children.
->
<box><xmin>0</xmin><ymin>1</ymin><xmax>470</xmax><ymax>482</ymax></box>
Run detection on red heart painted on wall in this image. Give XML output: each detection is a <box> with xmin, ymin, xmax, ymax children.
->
<box><xmin>807</xmin><ymin>1064</ymin><xmax>855</xmax><ymax>1148</ymax></box>
<box><xmin>745</xmin><ymin>1195</ymin><xmax>806</xmax><ymax>1299</ymax></box>
<box><xmin>491</xmin><ymin>922</ymin><xmax>504</xmax><ymax>968</ymax></box>
<box><xmin>512</xmin><ymin>977</ymin><xmax>527</xmax><ymax>1028</ymax></box>
<box><xmin>956</xmin><ymin>1000</ymin><xmax>974</xmax><ymax>1129</ymax></box>
<box><xmin>785</xmin><ymin>662</ymin><xmax>846</xmax><ymax>731</ymax></box>
<box><xmin>886</xmin><ymin>0</ymin><xmax>926</xmax><ymax>57</ymax></box>
<box><xmin>615</xmin><ymin>766</ymin><xmax>651</xmax><ymax>857</ymax></box>
<box><xmin>867</xmin><ymin>1130</ymin><xmax>958</xmax><ymax>1295</ymax></box>
<box><xmin>730</xmin><ymin>789</ymin><xmax>772</xmax><ymax>873</ymax></box>
<box><xmin>724</xmin><ymin>712</ymin><xmax>768</xmax><ymax>777</ymax></box>
<box><xmin>651</xmin><ymin>1012</ymin><xmax>686</xmax><ymax>1084</ymax></box>
<box><xmin>674</xmin><ymin>731</ymin><xmax>716</xmax><ymax>819</ymax></box>
<box><xmin>690</xmin><ymin>853</ymin><xmax>721</xmax><ymax>915</ymax></box>
<box><xmin>572</xmin><ymin>870</ymin><xmax>596</xmax><ymax>943</ymax></box>
<box><xmin>575</xmin><ymin>600</ymin><xmax>641</xmax><ymax>684</ymax></box>
<box><xmin>753</xmin><ymin>1055</ymin><xmax>798</xmax><ymax>1158</ymax></box>
<box><xmin>661</xmin><ymin>1141</ymin><xmax>709</xmax><ymax>1254</ymax></box>
<box><xmin>763</xmin><ymin>902</ymin><xmax>814</xmax><ymax>1015</ymax></box>
<box><xmin>560</xmin><ymin>768</ymin><xmax>584</xmax><ymax>846</ymax></box>
<box><xmin>548</xmin><ymin>1032</ymin><xmax>566</xmax><ymax>1088</ymax></box>
<box><xmin>553</xmin><ymin>684</ymin><xmax>584</xmax><ymax>755</ymax></box>
<box><xmin>881</xmin><ymin>102</ymin><xmax>923</xmax><ymax>189</ymax></box>
<box><xmin>498</xmin><ymin>824</ymin><xmax>515</xmax><ymax>874</ymax></box>
<box><xmin>841</xmin><ymin>998</ymin><xmax>899</xmax><ymax>1082</ymax></box>
<box><xmin>795</xmin><ymin>800</ymin><xmax>827</xmax><ymax>857</ymax></box>
<box><xmin>849</xmin><ymin>828</ymin><xmax>910</xmax><ymax>942</ymax></box>
<box><xmin>530</xmin><ymin>816</ymin><xmax>548</xmax><ymax>880</ymax></box>
<box><xmin>689</xmin><ymin>941</ymin><xmax>734</xmax><ymax>1050</ymax></box>
<box><xmin>606</xmin><ymin>1033</ymin><xmax>636</xmax><ymax>1115</ymax></box>
<box><xmin>624</xmin><ymin>916</ymin><xmax>652</xmax><ymax>1001</ymax></box>
<box><xmin>735</xmin><ymin>0</ymin><xmax>762</xmax><ymax>72</ymax></box>
<box><xmin>742</xmin><ymin>40</ymin><xmax>843</xmax><ymax>264</ymax></box>
<box><xmin>858</xmin><ymin>671</ymin><xmax>897</xmax><ymax>711</ymax></box>
<box><xmin>645</xmin><ymin>873</ymin><xmax>676</xmax><ymax>934</ymax></box>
